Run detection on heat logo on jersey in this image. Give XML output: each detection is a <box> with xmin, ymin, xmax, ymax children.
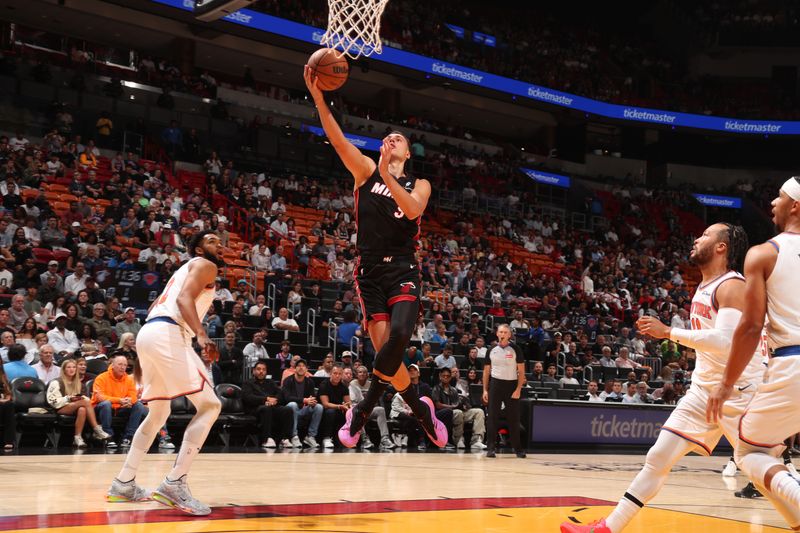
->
<box><xmin>370</xmin><ymin>182</ymin><xmax>395</xmax><ymax>199</ymax></box>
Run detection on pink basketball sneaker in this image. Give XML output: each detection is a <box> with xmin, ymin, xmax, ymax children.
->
<box><xmin>419</xmin><ymin>396</ymin><xmax>448</xmax><ymax>448</ymax></box>
<box><xmin>560</xmin><ymin>518</ymin><xmax>611</xmax><ymax>533</ymax></box>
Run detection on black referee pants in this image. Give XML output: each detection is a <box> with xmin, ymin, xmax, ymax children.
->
<box><xmin>485</xmin><ymin>378</ymin><xmax>521</xmax><ymax>452</ymax></box>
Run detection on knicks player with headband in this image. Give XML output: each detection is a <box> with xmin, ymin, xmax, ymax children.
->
<box><xmin>708</xmin><ymin>177</ymin><xmax>800</xmax><ymax>531</ymax></box>
<box><xmin>563</xmin><ymin>222</ymin><xmax>771</xmax><ymax>533</ymax></box>
<box><xmin>303</xmin><ymin>67</ymin><xmax>447</xmax><ymax>449</ymax></box>
<box><xmin>106</xmin><ymin>230</ymin><xmax>223</xmax><ymax>516</ymax></box>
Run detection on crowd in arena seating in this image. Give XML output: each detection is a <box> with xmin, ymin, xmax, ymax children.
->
<box><xmin>0</xmin><ymin>101</ymin><xmax>712</xmax><ymax>453</ymax></box>
<box><xmin>2</xmin><ymin>26</ymin><xmax>790</xmax><ymax>453</ymax></box>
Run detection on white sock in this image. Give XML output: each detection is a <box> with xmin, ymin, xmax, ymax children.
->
<box><xmin>771</xmin><ymin>471</ymin><xmax>800</xmax><ymax>508</ymax></box>
<box><xmin>606</xmin><ymin>494</ymin><xmax>641</xmax><ymax>533</ymax></box>
<box><xmin>754</xmin><ymin>480</ymin><xmax>800</xmax><ymax>529</ymax></box>
<box><xmin>116</xmin><ymin>401</ymin><xmax>171</xmax><ymax>483</ymax></box>
<box><xmin>167</xmin><ymin>387</ymin><xmax>220</xmax><ymax>482</ymax></box>
<box><xmin>606</xmin><ymin>431</ymin><xmax>695</xmax><ymax>532</ymax></box>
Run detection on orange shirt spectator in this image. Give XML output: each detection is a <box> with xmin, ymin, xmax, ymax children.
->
<box><xmin>79</xmin><ymin>150</ymin><xmax>98</xmax><ymax>169</ymax></box>
<box><xmin>91</xmin><ymin>357</ymin><xmax>138</xmax><ymax>409</ymax></box>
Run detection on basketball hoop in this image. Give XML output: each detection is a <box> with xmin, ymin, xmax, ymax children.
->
<box><xmin>320</xmin><ymin>0</ymin><xmax>389</xmax><ymax>59</ymax></box>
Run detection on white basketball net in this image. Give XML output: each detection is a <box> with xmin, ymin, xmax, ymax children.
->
<box><xmin>320</xmin><ymin>0</ymin><xmax>389</xmax><ymax>59</ymax></box>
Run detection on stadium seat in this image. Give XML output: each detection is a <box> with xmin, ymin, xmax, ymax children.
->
<box><xmin>10</xmin><ymin>377</ymin><xmax>57</xmax><ymax>448</ymax></box>
<box><xmin>214</xmin><ymin>384</ymin><xmax>257</xmax><ymax>447</ymax></box>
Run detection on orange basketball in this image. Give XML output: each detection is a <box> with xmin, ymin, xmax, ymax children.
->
<box><xmin>307</xmin><ymin>48</ymin><xmax>349</xmax><ymax>91</ymax></box>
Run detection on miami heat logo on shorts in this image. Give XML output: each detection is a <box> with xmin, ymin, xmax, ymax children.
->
<box><xmin>400</xmin><ymin>282</ymin><xmax>416</xmax><ymax>294</ymax></box>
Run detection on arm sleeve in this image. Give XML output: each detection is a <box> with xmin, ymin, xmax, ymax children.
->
<box><xmin>670</xmin><ymin>307</ymin><xmax>741</xmax><ymax>355</ymax></box>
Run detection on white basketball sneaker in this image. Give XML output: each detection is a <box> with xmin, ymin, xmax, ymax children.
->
<box><xmin>152</xmin><ymin>475</ymin><xmax>211</xmax><ymax>516</ymax></box>
<box><xmin>722</xmin><ymin>459</ymin><xmax>737</xmax><ymax>477</ymax></box>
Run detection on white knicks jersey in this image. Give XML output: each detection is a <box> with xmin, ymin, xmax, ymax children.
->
<box><xmin>147</xmin><ymin>257</ymin><xmax>215</xmax><ymax>333</ymax></box>
<box><xmin>689</xmin><ymin>270</ymin><xmax>764</xmax><ymax>387</ymax></box>
<box><xmin>765</xmin><ymin>233</ymin><xmax>800</xmax><ymax>350</ymax></box>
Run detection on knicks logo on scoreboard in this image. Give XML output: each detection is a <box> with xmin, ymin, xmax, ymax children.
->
<box><xmin>142</xmin><ymin>273</ymin><xmax>160</xmax><ymax>287</ymax></box>
<box><xmin>691</xmin><ymin>302</ymin><xmax>712</xmax><ymax>319</ymax></box>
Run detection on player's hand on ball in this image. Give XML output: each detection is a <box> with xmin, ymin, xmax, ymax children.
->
<box><xmin>636</xmin><ymin>316</ymin><xmax>670</xmax><ymax>339</ymax></box>
<box><xmin>303</xmin><ymin>65</ymin><xmax>323</xmax><ymax>100</ymax></box>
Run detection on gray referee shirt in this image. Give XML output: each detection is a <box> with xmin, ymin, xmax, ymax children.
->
<box><xmin>487</xmin><ymin>343</ymin><xmax>524</xmax><ymax>381</ymax></box>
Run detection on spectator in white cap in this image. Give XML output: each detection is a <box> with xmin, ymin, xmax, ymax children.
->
<box><xmin>340</xmin><ymin>350</ymin><xmax>354</xmax><ymax>370</ymax></box>
<box><xmin>115</xmin><ymin>307</ymin><xmax>141</xmax><ymax>338</ymax></box>
<box><xmin>40</xmin><ymin>260</ymin><xmax>64</xmax><ymax>292</ymax></box>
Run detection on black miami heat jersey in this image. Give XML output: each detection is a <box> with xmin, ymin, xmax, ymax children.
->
<box><xmin>354</xmin><ymin>168</ymin><xmax>421</xmax><ymax>258</ymax></box>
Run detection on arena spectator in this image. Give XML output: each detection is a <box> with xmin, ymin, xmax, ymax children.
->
<box><xmin>314</xmin><ymin>355</ymin><xmax>335</xmax><ymax>378</ymax></box>
<box><xmin>317</xmin><ymin>364</ymin><xmax>350</xmax><ymax>449</ymax></box>
<box><xmin>91</xmin><ymin>354</ymin><xmax>148</xmax><ymax>448</ymax></box>
<box><xmin>434</xmin><ymin>347</ymin><xmax>457</xmax><ymax>370</ymax></box>
<box><xmin>86</xmin><ymin>303</ymin><xmax>114</xmax><ymax>345</ymax></box>
<box><xmin>218</xmin><ymin>331</ymin><xmax>243</xmax><ymax>384</ymax></box>
<box><xmin>8</xmin><ymin>294</ymin><xmax>28</xmax><ymax>331</ymax></box>
<box><xmin>432</xmin><ymin>367</ymin><xmax>484</xmax><ymax>450</ymax></box>
<box><xmin>47</xmin><ymin>314</ymin><xmax>80</xmax><ymax>358</ymax></box>
<box><xmin>46</xmin><ymin>358</ymin><xmax>109</xmax><ymax>447</ymax></box>
<box><xmin>242</xmin><ymin>360</ymin><xmax>292</xmax><ymax>448</ymax></box>
<box><xmin>243</xmin><ymin>331</ymin><xmax>269</xmax><ymax>370</ymax></box>
<box><xmin>3</xmin><ymin>344</ymin><xmax>36</xmax><ymax>382</ymax></box>
<box><xmin>31</xmin><ymin>344</ymin><xmax>60</xmax><ymax>384</ymax></box>
<box><xmin>559</xmin><ymin>365</ymin><xmax>580</xmax><ymax>387</ymax></box>
<box><xmin>615</xmin><ymin>347</ymin><xmax>643</xmax><ymax>369</ymax></box>
<box><xmin>0</xmin><ymin>331</ymin><xmax>14</xmax><ymax>363</ymax></box>
<box><xmin>272</xmin><ymin>307</ymin><xmax>299</xmax><ymax>332</ymax></box>
<box><xmin>281</xmin><ymin>359</ymin><xmax>323</xmax><ymax>448</ymax></box>
<box><xmin>115</xmin><ymin>308</ymin><xmax>141</xmax><ymax>338</ymax></box>
<box><xmin>116</xmin><ymin>333</ymin><xmax>138</xmax><ymax>366</ymax></box>
<box><xmin>349</xmin><ymin>365</ymin><xmax>395</xmax><ymax>450</ymax></box>
<box><xmin>0</xmin><ymin>358</ymin><xmax>15</xmax><ymax>450</ymax></box>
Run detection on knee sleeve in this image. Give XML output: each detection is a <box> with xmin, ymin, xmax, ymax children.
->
<box><xmin>627</xmin><ymin>430</ymin><xmax>695</xmax><ymax>504</ymax></box>
<box><xmin>738</xmin><ymin>450</ymin><xmax>784</xmax><ymax>484</ymax></box>
<box><xmin>373</xmin><ymin>302</ymin><xmax>416</xmax><ymax>377</ymax></box>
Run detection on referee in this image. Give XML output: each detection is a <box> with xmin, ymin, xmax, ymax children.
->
<box><xmin>482</xmin><ymin>324</ymin><xmax>526</xmax><ymax>458</ymax></box>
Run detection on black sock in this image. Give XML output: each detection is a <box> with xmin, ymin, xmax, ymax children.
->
<box><xmin>362</xmin><ymin>377</ymin><xmax>390</xmax><ymax>411</ymax></box>
<box><xmin>399</xmin><ymin>386</ymin><xmax>434</xmax><ymax>435</ymax></box>
<box><xmin>349</xmin><ymin>378</ymin><xmax>390</xmax><ymax>437</ymax></box>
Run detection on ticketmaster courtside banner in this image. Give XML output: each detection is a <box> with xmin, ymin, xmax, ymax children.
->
<box><xmin>529</xmin><ymin>402</ymin><xmax>730</xmax><ymax>447</ymax></box>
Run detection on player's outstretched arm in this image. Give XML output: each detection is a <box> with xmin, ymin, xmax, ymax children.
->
<box><xmin>641</xmin><ymin>278</ymin><xmax>745</xmax><ymax>354</ymax></box>
<box><xmin>707</xmin><ymin>243</ymin><xmax>775</xmax><ymax>422</ymax></box>
<box><xmin>304</xmin><ymin>65</ymin><xmax>374</xmax><ymax>187</ymax></box>
<box><xmin>177</xmin><ymin>259</ymin><xmax>218</xmax><ymax>347</ymax></box>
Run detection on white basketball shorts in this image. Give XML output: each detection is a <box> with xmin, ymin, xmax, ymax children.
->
<box><xmin>136</xmin><ymin>319</ymin><xmax>211</xmax><ymax>402</ymax></box>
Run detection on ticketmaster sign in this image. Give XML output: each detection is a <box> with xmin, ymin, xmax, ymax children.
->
<box><xmin>530</xmin><ymin>403</ymin><xmax>671</xmax><ymax>445</ymax></box>
<box><xmin>302</xmin><ymin>125</ymin><xmax>382</xmax><ymax>152</ymax></box>
<box><xmin>520</xmin><ymin>167</ymin><xmax>571</xmax><ymax>188</ymax></box>
<box><xmin>155</xmin><ymin>0</ymin><xmax>800</xmax><ymax>135</ymax></box>
<box><xmin>692</xmin><ymin>194</ymin><xmax>743</xmax><ymax>209</ymax></box>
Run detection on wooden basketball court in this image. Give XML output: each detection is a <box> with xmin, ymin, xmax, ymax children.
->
<box><xmin>0</xmin><ymin>450</ymin><xmax>790</xmax><ymax>532</ymax></box>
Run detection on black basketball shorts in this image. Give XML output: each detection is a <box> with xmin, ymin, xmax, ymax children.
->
<box><xmin>354</xmin><ymin>256</ymin><xmax>421</xmax><ymax>326</ymax></box>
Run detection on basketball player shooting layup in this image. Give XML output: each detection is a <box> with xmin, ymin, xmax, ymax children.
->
<box><xmin>106</xmin><ymin>230</ymin><xmax>223</xmax><ymax>516</ymax></box>
<box><xmin>562</xmin><ymin>222</ymin><xmax>778</xmax><ymax>533</ymax></box>
<box><xmin>708</xmin><ymin>177</ymin><xmax>800</xmax><ymax>531</ymax></box>
<box><xmin>303</xmin><ymin>65</ymin><xmax>447</xmax><ymax>449</ymax></box>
